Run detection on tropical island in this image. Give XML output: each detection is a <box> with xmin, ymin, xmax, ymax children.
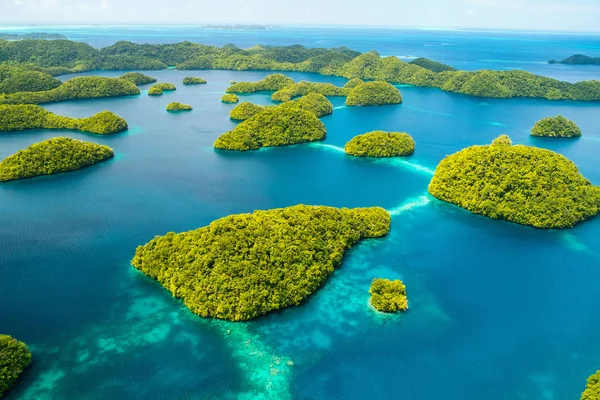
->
<box><xmin>215</xmin><ymin>107</ymin><xmax>325</xmax><ymax>150</ymax></box>
<box><xmin>272</xmin><ymin>81</ymin><xmax>348</xmax><ymax>102</ymax></box>
<box><xmin>428</xmin><ymin>134</ymin><xmax>600</xmax><ymax>229</ymax></box>
<box><xmin>581</xmin><ymin>370</ymin><xmax>600</xmax><ymax>400</ymax></box>
<box><xmin>344</xmin><ymin>78</ymin><xmax>364</xmax><ymax>89</ymax></box>
<box><xmin>549</xmin><ymin>54</ymin><xmax>600</xmax><ymax>65</ymax></box>
<box><xmin>0</xmin><ymin>105</ymin><xmax>128</xmax><ymax>135</ymax></box>
<box><xmin>0</xmin><ymin>32</ymin><xmax>67</xmax><ymax>40</ymax></box>
<box><xmin>131</xmin><ymin>205</ymin><xmax>390</xmax><ymax>321</ymax></box>
<box><xmin>221</xmin><ymin>93</ymin><xmax>239</xmax><ymax>103</ymax></box>
<box><xmin>409</xmin><ymin>57</ymin><xmax>457</xmax><ymax>73</ymax></box>
<box><xmin>1</xmin><ymin>39</ymin><xmax>600</xmax><ymax>101</ymax></box>
<box><xmin>531</xmin><ymin>115</ymin><xmax>582</xmax><ymax>138</ymax></box>
<box><xmin>226</xmin><ymin>73</ymin><xmax>294</xmax><ymax>93</ymax></box>
<box><xmin>166</xmin><ymin>102</ymin><xmax>193</xmax><ymax>111</ymax></box>
<box><xmin>346</xmin><ymin>81</ymin><xmax>402</xmax><ymax>106</ymax></box>
<box><xmin>0</xmin><ymin>334</ymin><xmax>31</xmax><ymax>397</ymax></box>
<box><xmin>119</xmin><ymin>72</ymin><xmax>157</xmax><ymax>85</ymax></box>
<box><xmin>0</xmin><ymin>137</ymin><xmax>115</xmax><ymax>181</ymax></box>
<box><xmin>229</xmin><ymin>93</ymin><xmax>333</xmax><ymax>121</ymax></box>
<box><xmin>369</xmin><ymin>278</ymin><xmax>409</xmax><ymax>313</ymax></box>
<box><xmin>345</xmin><ymin>131</ymin><xmax>415</xmax><ymax>157</ymax></box>
<box><xmin>0</xmin><ymin>76</ymin><xmax>140</xmax><ymax>105</ymax></box>
<box><xmin>0</xmin><ymin>65</ymin><xmax>62</xmax><ymax>94</ymax></box>
<box><xmin>183</xmin><ymin>76</ymin><xmax>207</xmax><ymax>84</ymax></box>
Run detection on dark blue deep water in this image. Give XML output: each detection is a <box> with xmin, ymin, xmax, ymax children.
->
<box><xmin>0</xmin><ymin>27</ymin><xmax>599</xmax><ymax>400</ymax></box>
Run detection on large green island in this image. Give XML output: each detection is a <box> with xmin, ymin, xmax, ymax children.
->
<box><xmin>0</xmin><ymin>334</ymin><xmax>31</xmax><ymax>397</ymax></box>
<box><xmin>0</xmin><ymin>137</ymin><xmax>114</xmax><ymax>181</ymax></box>
<box><xmin>345</xmin><ymin>131</ymin><xmax>415</xmax><ymax>157</ymax></box>
<box><xmin>0</xmin><ymin>105</ymin><xmax>128</xmax><ymax>135</ymax></box>
<box><xmin>215</xmin><ymin>107</ymin><xmax>326</xmax><ymax>151</ymax></box>
<box><xmin>132</xmin><ymin>205</ymin><xmax>390</xmax><ymax>321</ymax></box>
<box><xmin>428</xmin><ymin>135</ymin><xmax>600</xmax><ymax>229</ymax></box>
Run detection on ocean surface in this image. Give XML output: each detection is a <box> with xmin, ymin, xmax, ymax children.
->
<box><xmin>0</xmin><ymin>27</ymin><xmax>599</xmax><ymax>400</ymax></box>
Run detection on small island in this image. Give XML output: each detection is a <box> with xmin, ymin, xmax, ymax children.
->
<box><xmin>0</xmin><ymin>105</ymin><xmax>128</xmax><ymax>135</ymax></box>
<box><xmin>183</xmin><ymin>77</ymin><xmax>207</xmax><ymax>85</ymax></box>
<box><xmin>221</xmin><ymin>93</ymin><xmax>239</xmax><ymax>103</ymax></box>
<box><xmin>148</xmin><ymin>86</ymin><xmax>163</xmax><ymax>95</ymax></box>
<box><xmin>148</xmin><ymin>83</ymin><xmax>176</xmax><ymax>96</ymax></box>
<box><xmin>215</xmin><ymin>107</ymin><xmax>326</xmax><ymax>151</ymax></box>
<box><xmin>226</xmin><ymin>73</ymin><xmax>294</xmax><ymax>93</ymax></box>
<box><xmin>345</xmin><ymin>81</ymin><xmax>402</xmax><ymax>106</ymax></box>
<box><xmin>409</xmin><ymin>57</ymin><xmax>457</xmax><ymax>72</ymax></box>
<box><xmin>531</xmin><ymin>115</ymin><xmax>582</xmax><ymax>138</ymax></box>
<box><xmin>272</xmin><ymin>81</ymin><xmax>348</xmax><ymax>102</ymax></box>
<box><xmin>0</xmin><ymin>76</ymin><xmax>140</xmax><ymax>105</ymax></box>
<box><xmin>119</xmin><ymin>72</ymin><xmax>157</xmax><ymax>85</ymax></box>
<box><xmin>0</xmin><ymin>334</ymin><xmax>32</xmax><ymax>397</ymax></box>
<box><xmin>132</xmin><ymin>205</ymin><xmax>390</xmax><ymax>321</ymax></box>
<box><xmin>0</xmin><ymin>137</ymin><xmax>115</xmax><ymax>182</ymax></box>
<box><xmin>166</xmin><ymin>102</ymin><xmax>193</xmax><ymax>111</ymax></box>
<box><xmin>428</xmin><ymin>135</ymin><xmax>600</xmax><ymax>229</ymax></box>
<box><xmin>369</xmin><ymin>278</ymin><xmax>409</xmax><ymax>313</ymax></box>
<box><xmin>581</xmin><ymin>370</ymin><xmax>600</xmax><ymax>400</ymax></box>
<box><xmin>230</xmin><ymin>101</ymin><xmax>266</xmax><ymax>121</ymax></box>
<box><xmin>345</xmin><ymin>131</ymin><xmax>415</xmax><ymax>157</ymax></box>
<box><xmin>549</xmin><ymin>54</ymin><xmax>600</xmax><ymax>65</ymax></box>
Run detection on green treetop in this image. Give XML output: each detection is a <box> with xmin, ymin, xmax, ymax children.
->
<box><xmin>183</xmin><ymin>77</ymin><xmax>207</xmax><ymax>84</ymax></box>
<box><xmin>369</xmin><ymin>278</ymin><xmax>409</xmax><ymax>313</ymax></box>
<box><xmin>0</xmin><ymin>65</ymin><xmax>61</xmax><ymax>94</ymax></box>
<box><xmin>344</xmin><ymin>78</ymin><xmax>364</xmax><ymax>89</ymax></box>
<box><xmin>166</xmin><ymin>102</ymin><xmax>193</xmax><ymax>111</ymax></box>
<box><xmin>428</xmin><ymin>135</ymin><xmax>600</xmax><ymax>229</ymax></box>
<box><xmin>0</xmin><ymin>335</ymin><xmax>31</xmax><ymax>397</ymax></box>
<box><xmin>345</xmin><ymin>131</ymin><xmax>415</xmax><ymax>157</ymax></box>
<box><xmin>531</xmin><ymin>115</ymin><xmax>582</xmax><ymax>138</ymax></box>
<box><xmin>119</xmin><ymin>72</ymin><xmax>157</xmax><ymax>85</ymax></box>
<box><xmin>581</xmin><ymin>370</ymin><xmax>600</xmax><ymax>400</ymax></box>
<box><xmin>229</xmin><ymin>101</ymin><xmax>266</xmax><ymax>121</ymax></box>
<box><xmin>346</xmin><ymin>81</ymin><xmax>402</xmax><ymax>106</ymax></box>
<box><xmin>132</xmin><ymin>205</ymin><xmax>390</xmax><ymax>321</ymax></box>
<box><xmin>221</xmin><ymin>93</ymin><xmax>239</xmax><ymax>103</ymax></box>
<box><xmin>226</xmin><ymin>73</ymin><xmax>294</xmax><ymax>93</ymax></box>
<box><xmin>272</xmin><ymin>81</ymin><xmax>348</xmax><ymax>102</ymax></box>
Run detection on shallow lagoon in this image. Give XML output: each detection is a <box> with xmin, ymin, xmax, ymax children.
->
<box><xmin>1</xmin><ymin>68</ymin><xmax>599</xmax><ymax>399</ymax></box>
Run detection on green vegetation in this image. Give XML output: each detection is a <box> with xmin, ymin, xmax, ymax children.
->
<box><xmin>428</xmin><ymin>135</ymin><xmax>600</xmax><ymax>229</ymax></box>
<box><xmin>148</xmin><ymin>86</ymin><xmax>163</xmax><ymax>96</ymax></box>
<box><xmin>0</xmin><ymin>76</ymin><xmax>140</xmax><ymax>105</ymax></box>
<box><xmin>0</xmin><ymin>137</ymin><xmax>114</xmax><ymax>181</ymax></box>
<box><xmin>581</xmin><ymin>370</ymin><xmax>600</xmax><ymax>400</ymax></box>
<box><xmin>346</xmin><ymin>81</ymin><xmax>402</xmax><ymax>106</ymax></box>
<box><xmin>152</xmin><ymin>83</ymin><xmax>176</xmax><ymax>91</ymax></box>
<box><xmin>0</xmin><ymin>65</ymin><xmax>61</xmax><ymax>94</ymax></box>
<box><xmin>230</xmin><ymin>101</ymin><xmax>266</xmax><ymax>121</ymax></box>
<box><xmin>132</xmin><ymin>205</ymin><xmax>390</xmax><ymax>321</ymax></box>
<box><xmin>369</xmin><ymin>278</ymin><xmax>409</xmax><ymax>313</ymax></box>
<box><xmin>119</xmin><ymin>72</ymin><xmax>157</xmax><ymax>85</ymax></box>
<box><xmin>278</xmin><ymin>93</ymin><xmax>333</xmax><ymax>117</ymax></box>
<box><xmin>409</xmin><ymin>57</ymin><xmax>457</xmax><ymax>72</ymax></box>
<box><xmin>221</xmin><ymin>93</ymin><xmax>239</xmax><ymax>103</ymax></box>
<box><xmin>183</xmin><ymin>76</ymin><xmax>206</xmax><ymax>84</ymax></box>
<box><xmin>0</xmin><ymin>32</ymin><xmax>66</xmax><ymax>40</ymax></box>
<box><xmin>2</xmin><ymin>39</ymin><xmax>599</xmax><ymax>101</ymax></box>
<box><xmin>0</xmin><ymin>334</ymin><xmax>31</xmax><ymax>397</ymax></box>
<box><xmin>345</xmin><ymin>131</ymin><xmax>415</xmax><ymax>157</ymax></box>
<box><xmin>166</xmin><ymin>102</ymin><xmax>193</xmax><ymax>111</ymax></box>
<box><xmin>0</xmin><ymin>104</ymin><xmax>127</xmax><ymax>135</ymax></box>
<box><xmin>531</xmin><ymin>115</ymin><xmax>582</xmax><ymax>138</ymax></box>
<box><xmin>272</xmin><ymin>81</ymin><xmax>348</xmax><ymax>102</ymax></box>
<box><xmin>550</xmin><ymin>54</ymin><xmax>600</xmax><ymax>65</ymax></box>
<box><xmin>344</xmin><ymin>78</ymin><xmax>364</xmax><ymax>89</ymax></box>
<box><xmin>215</xmin><ymin>107</ymin><xmax>325</xmax><ymax>151</ymax></box>
<box><xmin>226</xmin><ymin>73</ymin><xmax>294</xmax><ymax>93</ymax></box>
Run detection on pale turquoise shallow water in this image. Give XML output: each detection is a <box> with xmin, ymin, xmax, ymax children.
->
<box><xmin>0</xmin><ymin>29</ymin><xmax>599</xmax><ymax>400</ymax></box>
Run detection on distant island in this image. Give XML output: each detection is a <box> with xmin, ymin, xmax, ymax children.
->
<box><xmin>0</xmin><ymin>32</ymin><xmax>67</xmax><ymax>40</ymax></box>
<box><xmin>345</xmin><ymin>131</ymin><xmax>415</xmax><ymax>157</ymax></box>
<box><xmin>549</xmin><ymin>54</ymin><xmax>600</xmax><ymax>65</ymax></box>
<box><xmin>1</xmin><ymin>39</ymin><xmax>599</xmax><ymax>101</ymax></box>
<box><xmin>119</xmin><ymin>72</ymin><xmax>157</xmax><ymax>85</ymax></box>
<box><xmin>0</xmin><ymin>334</ymin><xmax>31</xmax><ymax>397</ymax></box>
<box><xmin>369</xmin><ymin>278</ymin><xmax>409</xmax><ymax>313</ymax></box>
<box><xmin>132</xmin><ymin>205</ymin><xmax>390</xmax><ymax>321</ymax></box>
<box><xmin>428</xmin><ymin>134</ymin><xmax>600</xmax><ymax>229</ymax></box>
<box><xmin>183</xmin><ymin>77</ymin><xmax>207</xmax><ymax>85</ymax></box>
<box><xmin>215</xmin><ymin>107</ymin><xmax>325</xmax><ymax>150</ymax></box>
<box><xmin>531</xmin><ymin>115</ymin><xmax>581</xmax><ymax>138</ymax></box>
<box><xmin>229</xmin><ymin>93</ymin><xmax>333</xmax><ymax>121</ymax></box>
<box><xmin>166</xmin><ymin>102</ymin><xmax>192</xmax><ymax>111</ymax></box>
<box><xmin>581</xmin><ymin>370</ymin><xmax>600</xmax><ymax>400</ymax></box>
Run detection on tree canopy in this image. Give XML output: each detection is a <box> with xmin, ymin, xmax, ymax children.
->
<box><xmin>0</xmin><ymin>65</ymin><xmax>61</xmax><ymax>94</ymax></box>
<box><xmin>369</xmin><ymin>278</ymin><xmax>409</xmax><ymax>313</ymax></box>
<box><xmin>409</xmin><ymin>57</ymin><xmax>457</xmax><ymax>73</ymax></box>
<box><xmin>428</xmin><ymin>135</ymin><xmax>600</xmax><ymax>229</ymax></box>
<box><xmin>119</xmin><ymin>72</ymin><xmax>157</xmax><ymax>85</ymax></box>
<box><xmin>345</xmin><ymin>131</ymin><xmax>415</xmax><ymax>157</ymax></box>
<box><xmin>531</xmin><ymin>115</ymin><xmax>582</xmax><ymax>138</ymax></box>
<box><xmin>0</xmin><ymin>137</ymin><xmax>114</xmax><ymax>181</ymax></box>
<box><xmin>166</xmin><ymin>102</ymin><xmax>193</xmax><ymax>111</ymax></box>
<box><xmin>226</xmin><ymin>73</ymin><xmax>294</xmax><ymax>93</ymax></box>
<box><xmin>346</xmin><ymin>81</ymin><xmax>402</xmax><ymax>106</ymax></box>
<box><xmin>221</xmin><ymin>93</ymin><xmax>239</xmax><ymax>103</ymax></box>
<box><xmin>132</xmin><ymin>205</ymin><xmax>391</xmax><ymax>321</ymax></box>
<box><xmin>0</xmin><ymin>334</ymin><xmax>31</xmax><ymax>397</ymax></box>
<box><xmin>229</xmin><ymin>101</ymin><xmax>266</xmax><ymax>121</ymax></box>
<box><xmin>215</xmin><ymin>107</ymin><xmax>326</xmax><ymax>151</ymax></box>
<box><xmin>183</xmin><ymin>77</ymin><xmax>206</xmax><ymax>84</ymax></box>
<box><xmin>581</xmin><ymin>370</ymin><xmax>600</xmax><ymax>400</ymax></box>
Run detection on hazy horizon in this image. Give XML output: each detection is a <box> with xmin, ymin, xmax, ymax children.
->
<box><xmin>1</xmin><ymin>0</ymin><xmax>599</xmax><ymax>33</ymax></box>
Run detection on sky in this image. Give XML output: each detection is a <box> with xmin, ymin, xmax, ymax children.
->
<box><xmin>0</xmin><ymin>0</ymin><xmax>599</xmax><ymax>32</ymax></box>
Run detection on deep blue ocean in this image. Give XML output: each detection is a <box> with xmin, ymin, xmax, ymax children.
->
<box><xmin>0</xmin><ymin>26</ymin><xmax>599</xmax><ymax>400</ymax></box>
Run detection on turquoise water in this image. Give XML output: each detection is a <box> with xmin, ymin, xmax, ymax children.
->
<box><xmin>1</xmin><ymin>31</ymin><xmax>600</xmax><ymax>399</ymax></box>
